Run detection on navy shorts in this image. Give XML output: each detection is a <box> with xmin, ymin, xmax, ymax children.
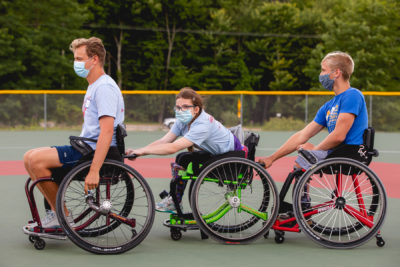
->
<box><xmin>54</xmin><ymin>145</ymin><xmax>83</xmax><ymax>168</ymax></box>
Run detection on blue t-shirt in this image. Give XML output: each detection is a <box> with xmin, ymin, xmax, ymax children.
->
<box><xmin>171</xmin><ymin>110</ymin><xmax>235</xmax><ymax>155</ymax></box>
<box><xmin>314</xmin><ymin>88</ymin><xmax>368</xmax><ymax>145</ymax></box>
<box><xmin>80</xmin><ymin>74</ymin><xmax>125</xmax><ymax>149</ymax></box>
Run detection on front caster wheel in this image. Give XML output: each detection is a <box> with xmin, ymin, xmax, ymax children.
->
<box><xmin>376</xmin><ymin>237</ymin><xmax>385</xmax><ymax>247</ymax></box>
<box><xmin>34</xmin><ymin>238</ymin><xmax>46</xmax><ymax>250</ymax></box>
<box><xmin>274</xmin><ymin>231</ymin><xmax>285</xmax><ymax>244</ymax></box>
<box><xmin>171</xmin><ymin>229</ymin><xmax>182</xmax><ymax>241</ymax></box>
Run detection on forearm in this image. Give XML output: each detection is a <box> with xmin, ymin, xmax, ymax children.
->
<box><xmin>270</xmin><ymin>132</ymin><xmax>308</xmax><ymax>162</ymax></box>
<box><xmin>141</xmin><ymin>143</ymin><xmax>179</xmax><ymax>155</ymax></box>
<box><xmin>314</xmin><ymin>132</ymin><xmax>344</xmax><ymax>151</ymax></box>
<box><xmin>90</xmin><ymin>130</ymin><xmax>113</xmax><ymax>172</ymax></box>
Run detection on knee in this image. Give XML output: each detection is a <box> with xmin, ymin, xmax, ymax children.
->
<box><xmin>23</xmin><ymin>149</ymin><xmax>34</xmax><ymax>165</ymax></box>
<box><xmin>27</xmin><ymin>151</ymin><xmax>46</xmax><ymax>175</ymax></box>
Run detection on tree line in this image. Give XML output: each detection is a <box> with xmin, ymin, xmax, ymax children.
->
<box><xmin>1</xmin><ymin>0</ymin><xmax>400</xmax><ymax>128</ymax></box>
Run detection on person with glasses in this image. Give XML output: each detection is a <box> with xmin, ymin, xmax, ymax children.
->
<box><xmin>127</xmin><ymin>87</ymin><xmax>245</xmax><ymax>213</ymax></box>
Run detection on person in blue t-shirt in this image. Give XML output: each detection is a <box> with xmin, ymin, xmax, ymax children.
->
<box><xmin>259</xmin><ymin>51</ymin><xmax>368</xmax><ymax>170</ymax></box>
<box><xmin>127</xmin><ymin>87</ymin><xmax>244</xmax><ymax>212</ymax></box>
<box><xmin>23</xmin><ymin>37</ymin><xmax>124</xmax><ymax>231</ymax></box>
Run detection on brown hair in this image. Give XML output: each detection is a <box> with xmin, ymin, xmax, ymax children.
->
<box><xmin>70</xmin><ymin>37</ymin><xmax>106</xmax><ymax>66</ymax></box>
<box><xmin>322</xmin><ymin>51</ymin><xmax>354</xmax><ymax>81</ymax></box>
<box><xmin>176</xmin><ymin>87</ymin><xmax>203</xmax><ymax>115</ymax></box>
<box><xmin>176</xmin><ymin>87</ymin><xmax>203</xmax><ymax>152</ymax></box>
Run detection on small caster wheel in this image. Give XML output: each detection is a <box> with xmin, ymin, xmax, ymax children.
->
<box><xmin>264</xmin><ymin>231</ymin><xmax>269</xmax><ymax>239</ymax></box>
<box><xmin>28</xmin><ymin>236</ymin><xmax>37</xmax><ymax>244</ymax></box>
<box><xmin>34</xmin><ymin>238</ymin><xmax>46</xmax><ymax>250</ymax></box>
<box><xmin>274</xmin><ymin>231</ymin><xmax>285</xmax><ymax>244</ymax></box>
<box><xmin>376</xmin><ymin>237</ymin><xmax>385</xmax><ymax>247</ymax></box>
<box><xmin>170</xmin><ymin>229</ymin><xmax>182</xmax><ymax>241</ymax></box>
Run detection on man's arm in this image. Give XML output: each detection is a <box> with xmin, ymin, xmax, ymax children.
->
<box><xmin>259</xmin><ymin>121</ymin><xmax>324</xmax><ymax>168</ymax></box>
<box><xmin>314</xmin><ymin>113</ymin><xmax>355</xmax><ymax>150</ymax></box>
<box><xmin>84</xmin><ymin>115</ymin><xmax>114</xmax><ymax>193</ymax></box>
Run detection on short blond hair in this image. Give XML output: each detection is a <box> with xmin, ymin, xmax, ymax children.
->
<box><xmin>322</xmin><ymin>51</ymin><xmax>354</xmax><ymax>81</ymax></box>
<box><xmin>70</xmin><ymin>37</ymin><xmax>106</xmax><ymax>65</ymax></box>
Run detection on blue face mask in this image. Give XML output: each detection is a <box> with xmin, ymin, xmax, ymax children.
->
<box><xmin>319</xmin><ymin>73</ymin><xmax>335</xmax><ymax>91</ymax></box>
<box><xmin>73</xmin><ymin>59</ymin><xmax>92</xmax><ymax>78</ymax></box>
<box><xmin>175</xmin><ymin>109</ymin><xmax>193</xmax><ymax>124</ymax></box>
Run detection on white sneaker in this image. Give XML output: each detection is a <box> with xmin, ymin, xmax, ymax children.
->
<box><xmin>155</xmin><ymin>196</ymin><xmax>182</xmax><ymax>213</ymax></box>
<box><xmin>24</xmin><ymin>210</ymin><xmax>61</xmax><ymax>232</ymax></box>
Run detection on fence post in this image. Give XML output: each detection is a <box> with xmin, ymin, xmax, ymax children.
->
<box><xmin>305</xmin><ymin>94</ymin><xmax>308</xmax><ymax>124</ymax></box>
<box><xmin>44</xmin><ymin>93</ymin><xmax>47</xmax><ymax>130</ymax></box>
<box><xmin>240</xmin><ymin>93</ymin><xmax>243</xmax><ymax>126</ymax></box>
<box><xmin>369</xmin><ymin>95</ymin><xmax>372</xmax><ymax>127</ymax></box>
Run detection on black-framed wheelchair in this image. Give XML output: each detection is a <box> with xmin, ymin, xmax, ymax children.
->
<box><xmin>162</xmin><ymin>131</ymin><xmax>281</xmax><ymax>244</ymax></box>
<box><xmin>23</xmin><ymin>125</ymin><xmax>155</xmax><ymax>254</ymax></box>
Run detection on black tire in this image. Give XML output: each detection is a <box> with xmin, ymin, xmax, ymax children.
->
<box><xmin>34</xmin><ymin>238</ymin><xmax>46</xmax><ymax>250</ymax></box>
<box><xmin>170</xmin><ymin>228</ymin><xmax>182</xmax><ymax>241</ymax></box>
<box><xmin>293</xmin><ymin>158</ymin><xmax>387</xmax><ymax>249</ymax></box>
<box><xmin>56</xmin><ymin>160</ymin><xmax>155</xmax><ymax>254</ymax></box>
<box><xmin>191</xmin><ymin>157</ymin><xmax>279</xmax><ymax>244</ymax></box>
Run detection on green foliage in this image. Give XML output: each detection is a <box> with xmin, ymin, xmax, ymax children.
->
<box><xmin>220</xmin><ymin>111</ymin><xmax>240</xmax><ymax>127</ymax></box>
<box><xmin>1</xmin><ymin>0</ymin><xmax>400</xmax><ymax>130</ymax></box>
<box><xmin>261</xmin><ymin>117</ymin><xmax>305</xmax><ymax>131</ymax></box>
<box><xmin>53</xmin><ymin>98</ymin><xmax>82</xmax><ymax>126</ymax></box>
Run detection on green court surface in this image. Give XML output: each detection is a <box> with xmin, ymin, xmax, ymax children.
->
<box><xmin>0</xmin><ymin>130</ymin><xmax>399</xmax><ymax>267</ymax></box>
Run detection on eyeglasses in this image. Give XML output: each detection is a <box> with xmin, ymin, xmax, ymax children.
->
<box><xmin>174</xmin><ymin>105</ymin><xmax>195</xmax><ymax>112</ymax></box>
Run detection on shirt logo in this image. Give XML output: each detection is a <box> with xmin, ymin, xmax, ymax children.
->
<box><xmin>82</xmin><ymin>96</ymin><xmax>91</xmax><ymax>117</ymax></box>
<box><xmin>327</xmin><ymin>105</ymin><xmax>339</xmax><ymax>130</ymax></box>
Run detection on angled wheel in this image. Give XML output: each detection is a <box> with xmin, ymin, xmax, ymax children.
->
<box><xmin>190</xmin><ymin>157</ymin><xmax>279</xmax><ymax>244</ymax></box>
<box><xmin>56</xmin><ymin>159</ymin><xmax>155</xmax><ymax>254</ymax></box>
<box><xmin>293</xmin><ymin>158</ymin><xmax>387</xmax><ymax>248</ymax></box>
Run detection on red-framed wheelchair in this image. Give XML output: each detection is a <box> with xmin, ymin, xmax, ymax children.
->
<box><xmin>23</xmin><ymin>126</ymin><xmax>155</xmax><ymax>254</ymax></box>
<box><xmin>268</xmin><ymin>127</ymin><xmax>386</xmax><ymax>248</ymax></box>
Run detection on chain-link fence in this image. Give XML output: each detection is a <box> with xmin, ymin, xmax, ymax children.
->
<box><xmin>1</xmin><ymin>90</ymin><xmax>400</xmax><ymax>131</ymax></box>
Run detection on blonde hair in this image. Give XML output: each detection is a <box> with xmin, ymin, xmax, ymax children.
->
<box><xmin>322</xmin><ymin>51</ymin><xmax>354</xmax><ymax>81</ymax></box>
<box><xmin>70</xmin><ymin>37</ymin><xmax>106</xmax><ymax>65</ymax></box>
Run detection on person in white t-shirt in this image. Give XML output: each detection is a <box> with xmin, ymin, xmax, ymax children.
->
<box><xmin>23</xmin><ymin>37</ymin><xmax>124</xmax><ymax>231</ymax></box>
<box><xmin>127</xmin><ymin>87</ymin><xmax>245</xmax><ymax>213</ymax></box>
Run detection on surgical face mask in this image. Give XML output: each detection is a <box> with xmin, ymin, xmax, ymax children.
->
<box><xmin>319</xmin><ymin>73</ymin><xmax>335</xmax><ymax>91</ymax></box>
<box><xmin>73</xmin><ymin>58</ymin><xmax>92</xmax><ymax>78</ymax></box>
<box><xmin>175</xmin><ymin>109</ymin><xmax>193</xmax><ymax>124</ymax></box>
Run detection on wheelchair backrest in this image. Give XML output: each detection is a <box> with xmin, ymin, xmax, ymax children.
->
<box><xmin>244</xmin><ymin>132</ymin><xmax>260</xmax><ymax>161</ymax></box>
<box><xmin>116</xmin><ymin>124</ymin><xmax>127</xmax><ymax>155</ymax></box>
<box><xmin>363</xmin><ymin>127</ymin><xmax>375</xmax><ymax>152</ymax></box>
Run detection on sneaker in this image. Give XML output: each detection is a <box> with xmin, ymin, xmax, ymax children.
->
<box><xmin>24</xmin><ymin>210</ymin><xmax>61</xmax><ymax>232</ymax></box>
<box><xmin>155</xmin><ymin>196</ymin><xmax>182</xmax><ymax>213</ymax></box>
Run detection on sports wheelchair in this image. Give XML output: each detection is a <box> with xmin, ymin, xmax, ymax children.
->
<box><xmin>23</xmin><ymin>125</ymin><xmax>155</xmax><ymax>254</ymax></box>
<box><xmin>167</xmin><ymin>127</ymin><xmax>386</xmax><ymax>249</ymax></box>
<box><xmin>162</xmin><ymin>132</ymin><xmax>281</xmax><ymax>244</ymax></box>
<box><xmin>268</xmin><ymin>127</ymin><xmax>387</xmax><ymax>248</ymax></box>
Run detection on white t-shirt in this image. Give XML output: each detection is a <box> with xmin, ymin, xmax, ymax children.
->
<box><xmin>171</xmin><ymin>110</ymin><xmax>234</xmax><ymax>155</ymax></box>
<box><xmin>80</xmin><ymin>74</ymin><xmax>125</xmax><ymax>149</ymax></box>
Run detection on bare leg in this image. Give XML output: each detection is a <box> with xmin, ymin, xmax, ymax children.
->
<box><xmin>24</xmin><ymin>147</ymin><xmax>62</xmax><ymax>211</ymax></box>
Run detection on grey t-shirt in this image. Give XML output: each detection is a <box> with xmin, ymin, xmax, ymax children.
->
<box><xmin>171</xmin><ymin>110</ymin><xmax>234</xmax><ymax>155</ymax></box>
<box><xmin>80</xmin><ymin>74</ymin><xmax>125</xmax><ymax>149</ymax></box>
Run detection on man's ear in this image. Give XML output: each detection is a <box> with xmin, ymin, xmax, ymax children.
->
<box><xmin>92</xmin><ymin>55</ymin><xmax>99</xmax><ymax>65</ymax></box>
<box><xmin>335</xmin><ymin>69</ymin><xmax>342</xmax><ymax>79</ymax></box>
